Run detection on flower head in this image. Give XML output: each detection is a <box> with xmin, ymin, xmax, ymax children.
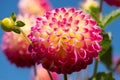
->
<box><xmin>104</xmin><ymin>0</ymin><xmax>120</xmax><ymax>7</ymax></box>
<box><xmin>28</xmin><ymin>8</ymin><xmax>102</xmax><ymax>73</ymax></box>
<box><xmin>31</xmin><ymin>65</ymin><xmax>59</xmax><ymax>80</ymax></box>
<box><xmin>18</xmin><ymin>0</ymin><xmax>51</xmax><ymax>15</ymax></box>
<box><xmin>2</xmin><ymin>14</ymin><xmax>37</xmax><ymax>67</ymax></box>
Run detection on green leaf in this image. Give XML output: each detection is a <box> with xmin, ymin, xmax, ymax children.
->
<box><xmin>82</xmin><ymin>9</ymin><xmax>102</xmax><ymax>27</ymax></box>
<box><xmin>99</xmin><ymin>31</ymin><xmax>112</xmax><ymax>56</ymax></box>
<box><xmin>102</xmin><ymin>9</ymin><xmax>120</xmax><ymax>28</ymax></box>
<box><xmin>16</xmin><ymin>21</ymin><xmax>25</xmax><ymax>27</ymax></box>
<box><xmin>89</xmin><ymin>6</ymin><xmax>99</xmax><ymax>16</ymax></box>
<box><xmin>89</xmin><ymin>72</ymin><xmax>115</xmax><ymax>80</ymax></box>
<box><xmin>10</xmin><ymin>12</ymin><xmax>16</xmax><ymax>22</ymax></box>
<box><xmin>100</xmin><ymin>46</ymin><xmax>112</xmax><ymax>70</ymax></box>
<box><xmin>13</xmin><ymin>27</ymin><xmax>21</xmax><ymax>34</ymax></box>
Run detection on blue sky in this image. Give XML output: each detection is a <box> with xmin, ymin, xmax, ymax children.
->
<box><xmin>0</xmin><ymin>0</ymin><xmax>120</xmax><ymax>80</ymax></box>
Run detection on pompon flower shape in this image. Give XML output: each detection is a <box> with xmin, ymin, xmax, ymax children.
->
<box><xmin>104</xmin><ymin>0</ymin><xmax>120</xmax><ymax>7</ymax></box>
<box><xmin>28</xmin><ymin>8</ymin><xmax>102</xmax><ymax>74</ymax></box>
<box><xmin>18</xmin><ymin>0</ymin><xmax>51</xmax><ymax>16</ymax></box>
<box><xmin>32</xmin><ymin>65</ymin><xmax>59</xmax><ymax>80</ymax></box>
<box><xmin>2</xmin><ymin>14</ymin><xmax>37</xmax><ymax>67</ymax></box>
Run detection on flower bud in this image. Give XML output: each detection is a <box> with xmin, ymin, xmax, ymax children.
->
<box><xmin>1</xmin><ymin>18</ymin><xmax>15</xmax><ymax>32</ymax></box>
<box><xmin>81</xmin><ymin>0</ymin><xmax>99</xmax><ymax>12</ymax></box>
<box><xmin>2</xmin><ymin>14</ymin><xmax>37</xmax><ymax>67</ymax></box>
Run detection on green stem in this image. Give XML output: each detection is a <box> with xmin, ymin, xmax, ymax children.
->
<box><xmin>34</xmin><ymin>64</ymin><xmax>37</xmax><ymax>80</ymax></box>
<box><xmin>99</xmin><ymin>0</ymin><xmax>103</xmax><ymax>21</ymax></box>
<box><xmin>18</xmin><ymin>27</ymin><xmax>54</xmax><ymax>80</ymax></box>
<box><xmin>19</xmin><ymin>27</ymin><xmax>53</xmax><ymax>80</ymax></box>
<box><xmin>47</xmin><ymin>70</ymin><xmax>53</xmax><ymax>80</ymax></box>
<box><xmin>93</xmin><ymin>59</ymin><xmax>99</xmax><ymax>77</ymax></box>
<box><xmin>64</xmin><ymin>74</ymin><xmax>67</xmax><ymax>80</ymax></box>
<box><xmin>93</xmin><ymin>0</ymin><xmax>104</xmax><ymax>78</ymax></box>
<box><xmin>18</xmin><ymin>27</ymin><xmax>33</xmax><ymax>46</ymax></box>
<box><xmin>18</xmin><ymin>27</ymin><xmax>37</xmax><ymax>80</ymax></box>
<box><xmin>76</xmin><ymin>72</ymin><xmax>81</xmax><ymax>80</ymax></box>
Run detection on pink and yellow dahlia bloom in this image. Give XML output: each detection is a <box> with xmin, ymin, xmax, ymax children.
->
<box><xmin>2</xmin><ymin>14</ymin><xmax>37</xmax><ymax>67</ymax></box>
<box><xmin>104</xmin><ymin>0</ymin><xmax>120</xmax><ymax>7</ymax></box>
<box><xmin>18</xmin><ymin>0</ymin><xmax>51</xmax><ymax>15</ymax></box>
<box><xmin>31</xmin><ymin>65</ymin><xmax>60</xmax><ymax>80</ymax></box>
<box><xmin>28</xmin><ymin>8</ymin><xmax>102</xmax><ymax>73</ymax></box>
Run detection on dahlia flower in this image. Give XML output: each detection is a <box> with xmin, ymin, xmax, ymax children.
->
<box><xmin>104</xmin><ymin>0</ymin><xmax>120</xmax><ymax>7</ymax></box>
<box><xmin>2</xmin><ymin>14</ymin><xmax>37</xmax><ymax>67</ymax></box>
<box><xmin>31</xmin><ymin>65</ymin><xmax>59</xmax><ymax>80</ymax></box>
<box><xmin>28</xmin><ymin>8</ymin><xmax>102</xmax><ymax>73</ymax></box>
<box><xmin>18</xmin><ymin>0</ymin><xmax>51</xmax><ymax>15</ymax></box>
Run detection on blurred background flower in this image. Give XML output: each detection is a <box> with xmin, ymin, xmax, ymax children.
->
<box><xmin>80</xmin><ymin>0</ymin><xmax>99</xmax><ymax>16</ymax></box>
<box><xmin>104</xmin><ymin>0</ymin><xmax>120</xmax><ymax>7</ymax></box>
<box><xmin>81</xmin><ymin>0</ymin><xmax>99</xmax><ymax>10</ymax></box>
<box><xmin>2</xmin><ymin>14</ymin><xmax>37</xmax><ymax>67</ymax></box>
<box><xmin>112</xmin><ymin>56</ymin><xmax>120</xmax><ymax>76</ymax></box>
<box><xmin>18</xmin><ymin>0</ymin><xmax>52</xmax><ymax>15</ymax></box>
<box><xmin>1</xmin><ymin>0</ymin><xmax>52</xmax><ymax>68</ymax></box>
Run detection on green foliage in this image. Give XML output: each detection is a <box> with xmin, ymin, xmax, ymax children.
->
<box><xmin>102</xmin><ymin>9</ymin><xmax>120</xmax><ymax>28</ymax></box>
<box><xmin>82</xmin><ymin>9</ymin><xmax>102</xmax><ymax>27</ymax></box>
<box><xmin>10</xmin><ymin>12</ymin><xmax>16</xmax><ymax>22</ymax></box>
<box><xmin>13</xmin><ymin>27</ymin><xmax>21</xmax><ymax>34</ymax></box>
<box><xmin>89</xmin><ymin>72</ymin><xmax>115</xmax><ymax>80</ymax></box>
<box><xmin>89</xmin><ymin>6</ymin><xmax>99</xmax><ymax>16</ymax></box>
<box><xmin>16</xmin><ymin>21</ymin><xmax>25</xmax><ymax>27</ymax></box>
<box><xmin>99</xmin><ymin>31</ymin><xmax>111</xmax><ymax>56</ymax></box>
<box><xmin>100</xmin><ymin>46</ymin><xmax>112</xmax><ymax>70</ymax></box>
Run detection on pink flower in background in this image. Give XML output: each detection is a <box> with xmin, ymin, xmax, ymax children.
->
<box><xmin>104</xmin><ymin>0</ymin><xmax>120</xmax><ymax>7</ymax></box>
<box><xmin>112</xmin><ymin>56</ymin><xmax>120</xmax><ymax>65</ymax></box>
<box><xmin>112</xmin><ymin>56</ymin><xmax>120</xmax><ymax>75</ymax></box>
<box><xmin>2</xmin><ymin>14</ymin><xmax>37</xmax><ymax>67</ymax></box>
<box><xmin>18</xmin><ymin>0</ymin><xmax>51</xmax><ymax>16</ymax></box>
<box><xmin>28</xmin><ymin>8</ymin><xmax>102</xmax><ymax>74</ymax></box>
<box><xmin>32</xmin><ymin>65</ymin><xmax>60</xmax><ymax>80</ymax></box>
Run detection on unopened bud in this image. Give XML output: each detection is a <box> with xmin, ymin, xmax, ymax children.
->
<box><xmin>1</xmin><ymin>18</ymin><xmax>15</xmax><ymax>32</ymax></box>
<box><xmin>81</xmin><ymin>0</ymin><xmax>99</xmax><ymax>11</ymax></box>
